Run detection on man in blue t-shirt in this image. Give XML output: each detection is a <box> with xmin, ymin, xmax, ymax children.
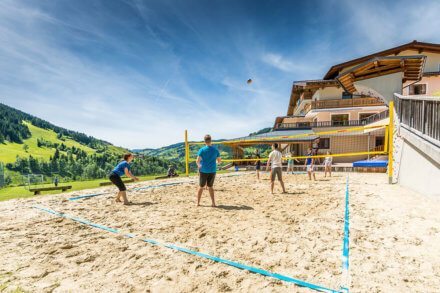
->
<box><xmin>196</xmin><ymin>134</ymin><xmax>221</xmax><ymax>207</ymax></box>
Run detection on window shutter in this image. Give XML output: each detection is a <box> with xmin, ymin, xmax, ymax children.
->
<box><xmin>421</xmin><ymin>84</ymin><xmax>426</xmax><ymax>94</ymax></box>
<box><xmin>409</xmin><ymin>85</ymin><xmax>415</xmax><ymax>95</ymax></box>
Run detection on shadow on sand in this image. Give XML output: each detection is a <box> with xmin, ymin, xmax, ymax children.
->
<box><xmin>215</xmin><ymin>204</ymin><xmax>254</xmax><ymax>211</ymax></box>
<box><xmin>281</xmin><ymin>191</ymin><xmax>306</xmax><ymax>195</ymax></box>
<box><xmin>127</xmin><ymin>201</ymin><xmax>157</xmax><ymax>207</ymax></box>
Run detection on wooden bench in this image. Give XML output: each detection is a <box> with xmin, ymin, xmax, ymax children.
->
<box><xmin>29</xmin><ymin>186</ymin><xmax>72</xmax><ymax>195</ymax></box>
<box><xmin>99</xmin><ymin>179</ymin><xmax>134</xmax><ymax>186</ymax></box>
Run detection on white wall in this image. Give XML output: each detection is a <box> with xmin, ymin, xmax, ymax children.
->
<box><xmin>313</xmin><ymin>87</ymin><xmax>344</xmax><ymax>100</ymax></box>
<box><xmin>398</xmin><ymin>139</ymin><xmax>440</xmax><ymax>196</ymax></box>
<box><xmin>354</xmin><ymin>72</ymin><xmax>403</xmax><ymax>104</ymax></box>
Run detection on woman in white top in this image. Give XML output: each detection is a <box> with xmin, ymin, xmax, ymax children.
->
<box><xmin>324</xmin><ymin>151</ymin><xmax>332</xmax><ymax>177</ymax></box>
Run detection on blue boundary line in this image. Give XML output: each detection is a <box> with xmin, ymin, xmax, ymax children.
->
<box><xmin>131</xmin><ymin>182</ymin><xmax>181</xmax><ymax>191</ymax></box>
<box><xmin>68</xmin><ymin>182</ymin><xmax>184</xmax><ymax>201</ymax></box>
<box><xmin>33</xmin><ymin>205</ymin><xmax>341</xmax><ymax>293</ymax></box>
<box><xmin>68</xmin><ymin>192</ymin><xmax>109</xmax><ymax>201</ymax></box>
<box><xmin>68</xmin><ymin>172</ymin><xmax>249</xmax><ymax>201</ymax></box>
<box><xmin>340</xmin><ymin>176</ymin><xmax>350</xmax><ymax>293</ymax></box>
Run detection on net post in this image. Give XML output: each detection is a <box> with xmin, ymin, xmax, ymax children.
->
<box><xmin>388</xmin><ymin>101</ymin><xmax>394</xmax><ymax>184</ymax></box>
<box><xmin>184</xmin><ymin>130</ymin><xmax>189</xmax><ymax>177</ymax></box>
<box><xmin>384</xmin><ymin>125</ymin><xmax>389</xmax><ymax>153</ymax></box>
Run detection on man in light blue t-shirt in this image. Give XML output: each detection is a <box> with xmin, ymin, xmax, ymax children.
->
<box><xmin>196</xmin><ymin>134</ymin><xmax>221</xmax><ymax>207</ymax></box>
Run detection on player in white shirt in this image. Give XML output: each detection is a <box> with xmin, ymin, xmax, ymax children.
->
<box><xmin>266</xmin><ymin>143</ymin><xmax>286</xmax><ymax>194</ymax></box>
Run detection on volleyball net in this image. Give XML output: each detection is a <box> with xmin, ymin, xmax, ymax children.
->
<box><xmin>184</xmin><ymin>103</ymin><xmax>395</xmax><ymax>177</ymax></box>
<box><xmin>185</xmin><ymin>123</ymin><xmax>389</xmax><ymax>168</ymax></box>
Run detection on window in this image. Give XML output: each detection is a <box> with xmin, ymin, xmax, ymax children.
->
<box><xmin>342</xmin><ymin>92</ymin><xmax>352</xmax><ymax>99</ymax></box>
<box><xmin>375</xmin><ymin>136</ymin><xmax>385</xmax><ymax>147</ymax></box>
<box><xmin>331</xmin><ymin>114</ymin><xmax>349</xmax><ymax>126</ymax></box>
<box><xmin>318</xmin><ymin>138</ymin><xmax>330</xmax><ymax>149</ymax></box>
<box><xmin>359</xmin><ymin>113</ymin><xmax>376</xmax><ymax>120</ymax></box>
<box><xmin>409</xmin><ymin>84</ymin><xmax>426</xmax><ymax>95</ymax></box>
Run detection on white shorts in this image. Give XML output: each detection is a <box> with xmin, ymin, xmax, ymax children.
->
<box><xmin>306</xmin><ymin>165</ymin><xmax>314</xmax><ymax>172</ymax></box>
<box><xmin>324</xmin><ymin>162</ymin><xmax>332</xmax><ymax>167</ymax></box>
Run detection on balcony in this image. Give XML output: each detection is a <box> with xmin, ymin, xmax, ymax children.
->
<box><xmin>275</xmin><ymin>120</ymin><xmax>368</xmax><ymax>130</ymax></box>
<box><xmin>274</xmin><ymin>109</ymin><xmax>389</xmax><ymax>130</ymax></box>
<box><xmin>302</xmin><ymin>97</ymin><xmax>385</xmax><ymax>113</ymax></box>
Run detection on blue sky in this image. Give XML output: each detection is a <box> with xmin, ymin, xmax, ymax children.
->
<box><xmin>1</xmin><ymin>0</ymin><xmax>439</xmax><ymax>148</ymax></box>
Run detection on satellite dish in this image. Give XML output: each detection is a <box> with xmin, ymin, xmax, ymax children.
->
<box><xmin>247</xmin><ymin>79</ymin><xmax>252</xmax><ymax>84</ymax></box>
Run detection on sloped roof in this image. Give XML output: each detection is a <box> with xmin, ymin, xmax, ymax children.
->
<box><xmin>336</xmin><ymin>55</ymin><xmax>426</xmax><ymax>93</ymax></box>
<box><xmin>287</xmin><ymin>79</ymin><xmax>340</xmax><ymax>116</ymax></box>
<box><xmin>324</xmin><ymin>40</ymin><xmax>440</xmax><ymax>80</ymax></box>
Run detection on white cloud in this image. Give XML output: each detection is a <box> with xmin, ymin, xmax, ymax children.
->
<box><xmin>342</xmin><ymin>0</ymin><xmax>440</xmax><ymax>50</ymax></box>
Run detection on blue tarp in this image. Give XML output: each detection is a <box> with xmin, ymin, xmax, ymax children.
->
<box><xmin>353</xmin><ymin>160</ymin><xmax>388</xmax><ymax>167</ymax></box>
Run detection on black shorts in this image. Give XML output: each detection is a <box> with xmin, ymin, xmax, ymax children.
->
<box><xmin>109</xmin><ymin>172</ymin><xmax>126</xmax><ymax>191</ymax></box>
<box><xmin>256</xmin><ymin>164</ymin><xmax>261</xmax><ymax>170</ymax></box>
<box><xmin>199</xmin><ymin>172</ymin><xmax>216</xmax><ymax>187</ymax></box>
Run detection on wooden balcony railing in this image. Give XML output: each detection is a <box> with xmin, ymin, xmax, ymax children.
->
<box><xmin>276</xmin><ymin>119</ymin><xmax>370</xmax><ymax>130</ymax></box>
<box><xmin>274</xmin><ymin>109</ymin><xmax>390</xmax><ymax>130</ymax></box>
<box><xmin>311</xmin><ymin>97</ymin><xmax>384</xmax><ymax>110</ymax></box>
<box><xmin>294</xmin><ymin>97</ymin><xmax>384</xmax><ymax>115</ymax></box>
<box><xmin>370</xmin><ymin>145</ymin><xmax>384</xmax><ymax>152</ymax></box>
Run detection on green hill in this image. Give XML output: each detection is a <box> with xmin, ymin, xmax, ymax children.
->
<box><xmin>0</xmin><ymin>121</ymin><xmax>96</xmax><ymax>163</ymax></box>
<box><xmin>0</xmin><ymin>102</ymin><xmax>273</xmax><ymax>189</ymax></box>
<box><xmin>0</xmin><ymin>103</ymin><xmax>178</xmax><ymax>187</ymax></box>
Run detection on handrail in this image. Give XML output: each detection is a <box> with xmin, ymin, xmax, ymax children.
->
<box><xmin>364</xmin><ymin>109</ymin><xmax>389</xmax><ymax>124</ymax></box>
<box><xmin>275</xmin><ymin>110</ymin><xmax>389</xmax><ymax>130</ymax></box>
<box><xmin>394</xmin><ymin>93</ymin><xmax>440</xmax><ymax>101</ymax></box>
<box><xmin>311</xmin><ymin>97</ymin><xmax>384</xmax><ymax>110</ymax></box>
<box><xmin>369</xmin><ymin>145</ymin><xmax>384</xmax><ymax>152</ymax></box>
<box><xmin>394</xmin><ymin>94</ymin><xmax>440</xmax><ymax>142</ymax></box>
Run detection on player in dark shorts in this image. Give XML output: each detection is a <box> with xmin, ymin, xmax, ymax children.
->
<box><xmin>196</xmin><ymin>135</ymin><xmax>221</xmax><ymax>207</ymax></box>
<box><xmin>255</xmin><ymin>149</ymin><xmax>261</xmax><ymax>180</ymax></box>
<box><xmin>109</xmin><ymin>153</ymin><xmax>139</xmax><ymax>205</ymax></box>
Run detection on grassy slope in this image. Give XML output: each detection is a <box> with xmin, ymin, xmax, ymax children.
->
<box><xmin>0</xmin><ymin>122</ymin><xmax>96</xmax><ymax>163</ymax></box>
<box><xmin>0</xmin><ymin>174</ymin><xmax>159</xmax><ymax>201</ymax></box>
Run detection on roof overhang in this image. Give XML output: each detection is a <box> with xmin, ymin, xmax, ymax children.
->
<box><xmin>324</xmin><ymin>40</ymin><xmax>440</xmax><ymax>79</ymax></box>
<box><xmin>336</xmin><ymin>55</ymin><xmax>426</xmax><ymax>93</ymax></box>
<box><xmin>287</xmin><ymin>79</ymin><xmax>340</xmax><ymax>116</ymax></box>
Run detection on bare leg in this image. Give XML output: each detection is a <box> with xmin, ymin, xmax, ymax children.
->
<box><xmin>208</xmin><ymin>187</ymin><xmax>216</xmax><ymax>207</ymax></box>
<box><xmin>115</xmin><ymin>191</ymin><xmax>122</xmax><ymax>202</ymax></box>
<box><xmin>280</xmin><ymin>180</ymin><xmax>286</xmax><ymax>193</ymax></box>
<box><xmin>270</xmin><ymin>181</ymin><xmax>275</xmax><ymax>194</ymax></box>
<box><xmin>120</xmin><ymin>191</ymin><xmax>129</xmax><ymax>205</ymax></box>
<box><xmin>313</xmin><ymin>172</ymin><xmax>316</xmax><ymax>181</ymax></box>
<box><xmin>329</xmin><ymin>166</ymin><xmax>332</xmax><ymax>177</ymax></box>
<box><xmin>197</xmin><ymin>187</ymin><xmax>203</xmax><ymax>206</ymax></box>
<box><xmin>308</xmin><ymin>171</ymin><xmax>312</xmax><ymax>180</ymax></box>
<box><xmin>256</xmin><ymin>170</ymin><xmax>260</xmax><ymax>180</ymax></box>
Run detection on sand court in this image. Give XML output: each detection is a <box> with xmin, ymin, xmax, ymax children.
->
<box><xmin>1</xmin><ymin>172</ymin><xmax>440</xmax><ymax>292</ymax></box>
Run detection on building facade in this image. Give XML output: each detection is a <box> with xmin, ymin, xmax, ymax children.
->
<box><xmin>273</xmin><ymin>41</ymin><xmax>440</xmax><ymax>163</ymax></box>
